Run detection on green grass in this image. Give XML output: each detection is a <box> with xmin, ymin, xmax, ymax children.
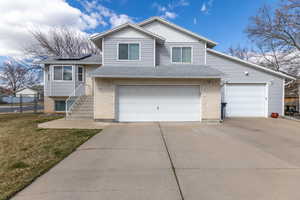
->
<box><xmin>0</xmin><ymin>113</ymin><xmax>101</xmax><ymax>200</ymax></box>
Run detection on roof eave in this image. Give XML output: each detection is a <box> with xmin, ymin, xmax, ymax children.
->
<box><xmin>91</xmin><ymin>75</ymin><xmax>221</xmax><ymax>79</ymax></box>
<box><xmin>40</xmin><ymin>62</ymin><xmax>102</xmax><ymax>65</ymax></box>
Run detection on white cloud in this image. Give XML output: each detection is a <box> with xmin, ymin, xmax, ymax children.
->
<box><xmin>0</xmin><ymin>0</ymin><xmax>98</xmax><ymax>56</ymax></box>
<box><xmin>168</xmin><ymin>0</ymin><xmax>189</xmax><ymax>9</ymax></box>
<box><xmin>163</xmin><ymin>12</ymin><xmax>177</xmax><ymax>19</ymax></box>
<box><xmin>80</xmin><ymin>0</ymin><xmax>133</xmax><ymax>27</ymax></box>
<box><xmin>109</xmin><ymin>14</ymin><xmax>133</xmax><ymax>27</ymax></box>
<box><xmin>201</xmin><ymin>4</ymin><xmax>207</xmax><ymax>12</ymax></box>
<box><xmin>193</xmin><ymin>17</ymin><xmax>197</xmax><ymax>24</ymax></box>
<box><xmin>200</xmin><ymin>0</ymin><xmax>214</xmax><ymax>14</ymax></box>
<box><xmin>0</xmin><ymin>0</ymin><xmax>133</xmax><ymax>56</ymax></box>
<box><xmin>153</xmin><ymin>0</ymin><xmax>189</xmax><ymax>19</ymax></box>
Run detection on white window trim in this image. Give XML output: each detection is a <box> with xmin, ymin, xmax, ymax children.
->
<box><xmin>43</xmin><ymin>67</ymin><xmax>46</xmax><ymax>95</ymax></box>
<box><xmin>77</xmin><ymin>66</ymin><xmax>84</xmax><ymax>82</ymax></box>
<box><xmin>170</xmin><ymin>46</ymin><xmax>193</xmax><ymax>64</ymax></box>
<box><xmin>204</xmin><ymin>42</ymin><xmax>207</xmax><ymax>65</ymax></box>
<box><xmin>117</xmin><ymin>42</ymin><xmax>141</xmax><ymax>61</ymax></box>
<box><xmin>51</xmin><ymin>65</ymin><xmax>74</xmax><ymax>82</ymax></box>
<box><xmin>102</xmin><ymin>38</ymin><xmax>105</xmax><ymax>65</ymax></box>
<box><xmin>282</xmin><ymin>79</ymin><xmax>285</xmax><ymax>116</ymax></box>
<box><xmin>153</xmin><ymin>40</ymin><xmax>156</xmax><ymax>67</ymax></box>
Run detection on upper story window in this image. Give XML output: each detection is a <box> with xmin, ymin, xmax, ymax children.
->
<box><xmin>53</xmin><ymin>66</ymin><xmax>72</xmax><ymax>81</ymax></box>
<box><xmin>171</xmin><ymin>47</ymin><xmax>192</xmax><ymax>64</ymax></box>
<box><xmin>77</xmin><ymin>66</ymin><xmax>84</xmax><ymax>82</ymax></box>
<box><xmin>118</xmin><ymin>43</ymin><xmax>140</xmax><ymax>60</ymax></box>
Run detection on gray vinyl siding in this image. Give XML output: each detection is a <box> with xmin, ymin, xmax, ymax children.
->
<box><xmin>206</xmin><ymin>51</ymin><xmax>284</xmax><ymax>115</ymax></box>
<box><xmin>44</xmin><ymin>65</ymin><xmax>50</xmax><ymax>96</ymax></box>
<box><xmin>299</xmin><ymin>84</ymin><xmax>300</xmax><ymax>108</ymax></box>
<box><xmin>156</xmin><ymin>42</ymin><xmax>206</xmax><ymax>65</ymax></box>
<box><xmin>44</xmin><ymin>65</ymin><xmax>76</xmax><ymax>97</ymax></box>
<box><xmin>44</xmin><ymin>65</ymin><xmax>100</xmax><ymax>97</ymax></box>
<box><xmin>103</xmin><ymin>37</ymin><xmax>155</xmax><ymax>66</ymax></box>
<box><xmin>50</xmin><ymin>82</ymin><xmax>75</xmax><ymax>96</ymax></box>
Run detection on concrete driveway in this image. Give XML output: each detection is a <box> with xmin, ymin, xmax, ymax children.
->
<box><xmin>12</xmin><ymin>118</ymin><xmax>300</xmax><ymax>200</ymax></box>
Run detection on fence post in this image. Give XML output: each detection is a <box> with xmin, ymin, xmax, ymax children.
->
<box><xmin>34</xmin><ymin>94</ymin><xmax>38</xmax><ymax>113</ymax></box>
<box><xmin>19</xmin><ymin>94</ymin><xmax>23</xmax><ymax>113</ymax></box>
<box><xmin>10</xmin><ymin>96</ymin><xmax>13</xmax><ymax>112</ymax></box>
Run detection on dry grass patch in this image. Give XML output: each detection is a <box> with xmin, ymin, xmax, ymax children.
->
<box><xmin>0</xmin><ymin>113</ymin><xmax>100</xmax><ymax>200</ymax></box>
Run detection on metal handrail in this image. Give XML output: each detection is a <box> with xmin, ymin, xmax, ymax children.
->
<box><xmin>65</xmin><ymin>83</ymin><xmax>91</xmax><ymax>118</ymax></box>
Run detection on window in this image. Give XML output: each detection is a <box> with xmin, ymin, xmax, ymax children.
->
<box><xmin>118</xmin><ymin>43</ymin><xmax>140</xmax><ymax>60</ymax></box>
<box><xmin>55</xmin><ymin>100</ymin><xmax>66</xmax><ymax>111</ymax></box>
<box><xmin>171</xmin><ymin>47</ymin><xmax>192</xmax><ymax>63</ymax></box>
<box><xmin>77</xmin><ymin>66</ymin><xmax>84</xmax><ymax>82</ymax></box>
<box><xmin>53</xmin><ymin>66</ymin><xmax>73</xmax><ymax>81</ymax></box>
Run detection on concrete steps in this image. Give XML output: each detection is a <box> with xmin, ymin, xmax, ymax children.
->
<box><xmin>67</xmin><ymin>95</ymin><xmax>93</xmax><ymax>120</ymax></box>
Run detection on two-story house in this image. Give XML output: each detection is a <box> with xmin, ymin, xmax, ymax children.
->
<box><xmin>41</xmin><ymin>16</ymin><xmax>295</xmax><ymax>122</ymax></box>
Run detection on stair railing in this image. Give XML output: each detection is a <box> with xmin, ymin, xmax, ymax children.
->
<box><xmin>65</xmin><ymin>83</ymin><xmax>91</xmax><ymax>118</ymax></box>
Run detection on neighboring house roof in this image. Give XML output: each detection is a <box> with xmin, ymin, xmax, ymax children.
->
<box><xmin>91</xmin><ymin>65</ymin><xmax>223</xmax><ymax>79</ymax></box>
<box><xmin>0</xmin><ymin>87</ymin><xmax>11</xmax><ymax>95</ymax></box>
<box><xmin>138</xmin><ymin>17</ymin><xmax>217</xmax><ymax>48</ymax></box>
<box><xmin>207</xmin><ymin>49</ymin><xmax>296</xmax><ymax>80</ymax></box>
<box><xmin>39</xmin><ymin>54</ymin><xmax>102</xmax><ymax>65</ymax></box>
<box><xmin>16</xmin><ymin>88</ymin><xmax>37</xmax><ymax>94</ymax></box>
<box><xmin>90</xmin><ymin>22</ymin><xmax>165</xmax><ymax>44</ymax></box>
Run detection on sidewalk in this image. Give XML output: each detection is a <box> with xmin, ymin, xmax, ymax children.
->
<box><xmin>38</xmin><ymin>118</ymin><xmax>111</xmax><ymax>129</ymax></box>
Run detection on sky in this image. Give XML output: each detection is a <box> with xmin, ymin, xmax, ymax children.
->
<box><xmin>0</xmin><ymin>0</ymin><xmax>279</xmax><ymax>61</ymax></box>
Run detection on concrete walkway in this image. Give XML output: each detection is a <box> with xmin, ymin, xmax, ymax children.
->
<box><xmin>38</xmin><ymin>118</ymin><xmax>111</xmax><ymax>129</ymax></box>
<box><xmin>13</xmin><ymin>118</ymin><xmax>300</xmax><ymax>200</ymax></box>
<box><xmin>12</xmin><ymin>123</ymin><xmax>181</xmax><ymax>200</ymax></box>
<box><xmin>37</xmin><ymin>118</ymin><xmax>208</xmax><ymax>129</ymax></box>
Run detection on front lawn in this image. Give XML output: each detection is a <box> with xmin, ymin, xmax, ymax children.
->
<box><xmin>0</xmin><ymin>113</ymin><xmax>100</xmax><ymax>200</ymax></box>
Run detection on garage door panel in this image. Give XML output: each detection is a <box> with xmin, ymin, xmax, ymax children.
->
<box><xmin>118</xmin><ymin>86</ymin><xmax>200</xmax><ymax>122</ymax></box>
<box><xmin>225</xmin><ymin>84</ymin><xmax>266</xmax><ymax>117</ymax></box>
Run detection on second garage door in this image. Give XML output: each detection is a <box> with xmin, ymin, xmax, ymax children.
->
<box><xmin>225</xmin><ymin>84</ymin><xmax>267</xmax><ymax>117</ymax></box>
<box><xmin>118</xmin><ymin>85</ymin><xmax>200</xmax><ymax>122</ymax></box>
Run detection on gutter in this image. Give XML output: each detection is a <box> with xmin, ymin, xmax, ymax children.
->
<box><xmin>90</xmin><ymin>75</ymin><xmax>222</xmax><ymax>79</ymax></box>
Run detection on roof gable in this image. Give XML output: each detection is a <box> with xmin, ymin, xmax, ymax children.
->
<box><xmin>140</xmin><ymin>20</ymin><xmax>199</xmax><ymax>43</ymax></box>
<box><xmin>108</xmin><ymin>27</ymin><xmax>151</xmax><ymax>38</ymax></box>
<box><xmin>138</xmin><ymin>17</ymin><xmax>217</xmax><ymax>47</ymax></box>
<box><xmin>90</xmin><ymin>22</ymin><xmax>165</xmax><ymax>43</ymax></box>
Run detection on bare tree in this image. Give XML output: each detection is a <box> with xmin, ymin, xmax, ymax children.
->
<box><xmin>244</xmin><ymin>0</ymin><xmax>300</xmax><ymax>76</ymax></box>
<box><xmin>246</xmin><ymin>1</ymin><xmax>300</xmax><ymax>52</ymax></box>
<box><xmin>227</xmin><ymin>45</ymin><xmax>254</xmax><ymax>61</ymax></box>
<box><xmin>0</xmin><ymin>59</ymin><xmax>39</xmax><ymax>95</ymax></box>
<box><xmin>25</xmin><ymin>27</ymin><xmax>100</xmax><ymax>58</ymax></box>
<box><xmin>255</xmin><ymin>39</ymin><xmax>300</xmax><ymax>72</ymax></box>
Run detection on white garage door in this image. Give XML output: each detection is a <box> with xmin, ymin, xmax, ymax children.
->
<box><xmin>118</xmin><ymin>85</ymin><xmax>200</xmax><ymax>122</ymax></box>
<box><xmin>225</xmin><ymin>84</ymin><xmax>267</xmax><ymax>117</ymax></box>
